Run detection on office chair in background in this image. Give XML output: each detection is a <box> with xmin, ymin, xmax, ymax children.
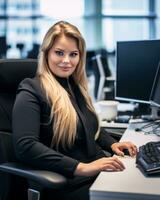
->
<box><xmin>0</xmin><ymin>59</ymin><xmax>67</xmax><ymax>200</ymax></box>
<box><xmin>92</xmin><ymin>54</ymin><xmax>115</xmax><ymax>101</ymax></box>
<box><xmin>0</xmin><ymin>37</ymin><xmax>8</xmax><ymax>58</ymax></box>
<box><xmin>27</xmin><ymin>43</ymin><xmax>40</xmax><ymax>59</ymax></box>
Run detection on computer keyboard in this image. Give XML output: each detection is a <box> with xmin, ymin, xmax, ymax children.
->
<box><xmin>136</xmin><ymin>141</ymin><xmax>160</xmax><ymax>175</ymax></box>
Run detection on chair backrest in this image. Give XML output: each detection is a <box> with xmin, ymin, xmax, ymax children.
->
<box><xmin>91</xmin><ymin>54</ymin><xmax>111</xmax><ymax>99</ymax></box>
<box><xmin>0</xmin><ymin>36</ymin><xmax>7</xmax><ymax>58</ymax></box>
<box><xmin>94</xmin><ymin>54</ymin><xmax>111</xmax><ymax>78</ymax></box>
<box><xmin>0</xmin><ymin>59</ymin><xmax>37</xmax><ymax>132</ymax></box>
<box><xmin>0</xmin><ymin>58</ymin><xmax>37</xmax><ymax>161</ymax></box>
<box><xmin>0</xmin><ymin>59</ymin><xmax>37</xmax><ymax>163</ymax></box>
<box><xmin>0</xmin><ymin>59</ymin><xmax>37</xmax><ymax>200</ymax></box>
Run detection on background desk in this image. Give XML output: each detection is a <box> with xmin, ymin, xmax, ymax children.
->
<box><xmin>90</xmin><ymin>123</ymin><xmax>160</xmax><ymax>200</ymax></box>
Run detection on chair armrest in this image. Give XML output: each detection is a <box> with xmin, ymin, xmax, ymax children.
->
<box><xmin>0</xmin><ymin>162</ymin><xmax>67</xmax><ymax>189</ymax></box>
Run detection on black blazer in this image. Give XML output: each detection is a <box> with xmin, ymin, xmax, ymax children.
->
<box><xmin>12</xmin><ymin>76</ymin><xmax>116</xmax><ymax>178</ymax></box>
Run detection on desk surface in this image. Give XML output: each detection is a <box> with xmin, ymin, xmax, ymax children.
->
<box><xmin>90</xmin><ymin>123</ymin><xmax>160</xmax><ymax>200</ymax></box>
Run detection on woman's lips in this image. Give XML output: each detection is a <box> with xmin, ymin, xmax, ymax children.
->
<box><xmin>60</xmin><ymin>66</ymin><xmax>72</xmax><ymax>71</ymax></box>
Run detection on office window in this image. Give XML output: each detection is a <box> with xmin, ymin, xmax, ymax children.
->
<box><xmin>102</xmin><ymin>0</ymin><xmax>148</xmax><ymax>15</ymax></box>
<box><xmin>0</xmin><ymin>0</ymin><xmax>6</xmax><ymax>36</ymax></box>
<box><xmin>7</xmin><ymin>20</ymin><xmax>33</xmax><ymax>44</ymax></box>
<box><xmin>102</xmin><ymin>0</ymin><xmax>151</xmax><ymax>52</ymax></box>
<box><xmin>6</xmin><ymin>19</ymin><xmax>33</xmax><ymax>57</ymax></box>
<box><xmin>40</xmin><ymin>0</ymin><xmax>84</xmax><ymax>18</ymax></box>
<box><xmin>0</xmin><ymin>20</ymin><xmax>6</xmax><ymax>35</ymax></box>
<box><xmin>7</xmin><ymin>0</ymin><xmax>33</xmax><ymax>16</ymax></box>
<box><xmin>155</xmin><ymin>0</ymin><xmax>160</xmax><ymax>38</ymax></box>
<box><xmin>0</xmin><ymin>0</ymin><xmax>40</xmax><ymax>58</ymax></box>
<box><xmin>103</xmin><ymin>19</ymin><xmax>149</xmax><ymax>52</ymax></box>
<box><xmin>0</xmin><ymin>0</ymin><xmax>5</xmax><ymax>15</ymax></box>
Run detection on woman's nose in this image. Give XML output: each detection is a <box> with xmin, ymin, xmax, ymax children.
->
<box><xmin>62</xmin><ymin>54</ymin><xmax>70</xmax><ymax>63</ymax></box>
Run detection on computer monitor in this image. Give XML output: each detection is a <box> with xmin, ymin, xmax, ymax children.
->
<box><xmin>150</xmin><ymin>62</ymin><xmax>160</xmax><ymax>108</ymax></box>
<box><xmin>115</xmin><ymin>39</ymin><xmax>160</xmax><ymax>104</ymax></box>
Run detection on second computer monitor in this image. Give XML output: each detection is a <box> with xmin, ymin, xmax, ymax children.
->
<box><xmin>116</xmin><ymin>39</ymin><xmax>160</xmax><ymax>104</ymax></box>
<box><xmin>150</xmin><ymin>62</ymin><xmax>160</xmax><ymax>108</ymax></box>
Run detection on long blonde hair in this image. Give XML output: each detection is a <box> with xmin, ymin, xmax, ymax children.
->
<box><xmin>37</xmin><ymin>21</ymin><xmax>99</xmax><ymax>149</ymax></box>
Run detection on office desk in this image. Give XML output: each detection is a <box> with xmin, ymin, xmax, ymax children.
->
<box><xmin>90</xmin><ymin>123</ymin><xmax>160</xmax><ymax>200</ymax></box>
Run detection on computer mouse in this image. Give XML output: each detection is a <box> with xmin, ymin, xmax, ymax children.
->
<box><xmin>123</xmin><ymin>149</ymin><xmax>130</xmax><ymax>156</ymax></box>
<box><xmin>135</xmin><ymin>128</ymin><xmax>141</xmax><ymax>132</ymax></box>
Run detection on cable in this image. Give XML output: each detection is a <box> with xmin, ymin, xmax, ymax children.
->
<box><xmin>135</xmin><ymin>119</ymin><xmax>160</xmax><ymax>136</ymax></box>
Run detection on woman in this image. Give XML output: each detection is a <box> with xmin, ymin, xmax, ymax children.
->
<box><xmin>12</xmin><ymin>21</ymin><xmax>137</xmax><ymax>200</ymax></box>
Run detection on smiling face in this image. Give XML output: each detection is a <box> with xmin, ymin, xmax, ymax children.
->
<box><xmin>47</xmin><ymin>34</ymin><xmax>80</xmax><ymax>78</ymax></box>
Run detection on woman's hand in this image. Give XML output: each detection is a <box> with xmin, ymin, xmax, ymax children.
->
<box><xmin>74</xmin><ymin>157</ymin><xmax>125</xmax><ymax>177</ymax></box>
<box><xmin>111</xmin><ymin>141</ymin><xmax>137</xmax><ymax>157</ymax></box>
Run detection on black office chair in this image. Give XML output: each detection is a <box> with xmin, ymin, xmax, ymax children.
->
<box><xmin>0</xmin><ymin>36</ymin><xmax>7</xmax><ymax>58</ymax></box>
<box><xmin>92</xmin><ymin>54</ymin><xmax>115</xmax><ymax>100</ymax></box>
<box><xmin>0</xmin><ymin>59</ymin><xmax>67</xmax><ymax>200</ymax></box>
<box><xmin>27</xmin><ymin>43</ymin><xmax>40</xmax><ymax>59</ymax></box>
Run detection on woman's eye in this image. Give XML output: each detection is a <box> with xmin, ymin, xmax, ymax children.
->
<box><xmin>70</xmin><ymin>52</ymin><xmax>78</xmax><ymax>57</ymax></box>
<box><xmin>55</xmin><ymin>51</ymin><xmax>64</xmax><ymax>56</ymax></box>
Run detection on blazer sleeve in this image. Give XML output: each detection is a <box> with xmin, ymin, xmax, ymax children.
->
<box><xmin>12</xmin><ymin>86</ymin><xmax>79</xmax><ymax>178</ymax></box>
<box><xmin>96</xmin><ymin>127</ymin><xmax>117</xmax><ymax>153</ymax></box>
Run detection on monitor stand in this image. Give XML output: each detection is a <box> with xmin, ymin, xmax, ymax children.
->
<box><xmin>133</xmin><ymin>103</ymin><xmax>150</xmax><ymax>119</ymax></box>
<box><xmin>141</xmin><ymin>106</ymin><xmax>160</xmax><ymax>121</ymax></box>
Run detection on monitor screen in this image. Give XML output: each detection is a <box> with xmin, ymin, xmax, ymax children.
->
<box><xmin>115</xmin><ymin>39</ymin><xmax>160</xmax><ymax>104</ymax></box>
<box><xmin>150</xmin><ymin>62</ymin><xmax>160</xmax><ymax>107</ymax></box>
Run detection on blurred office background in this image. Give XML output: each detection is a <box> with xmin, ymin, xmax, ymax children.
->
<box><xmin>0</xmin><ymin>0</ymin><xmax>160</xmax><ymax>100</ymax></box>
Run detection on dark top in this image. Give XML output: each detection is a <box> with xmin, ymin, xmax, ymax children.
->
<box><xmin>12</xmin><ymin>76</ymin><xmax>116</xmax><ymax>178</ymax></box>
